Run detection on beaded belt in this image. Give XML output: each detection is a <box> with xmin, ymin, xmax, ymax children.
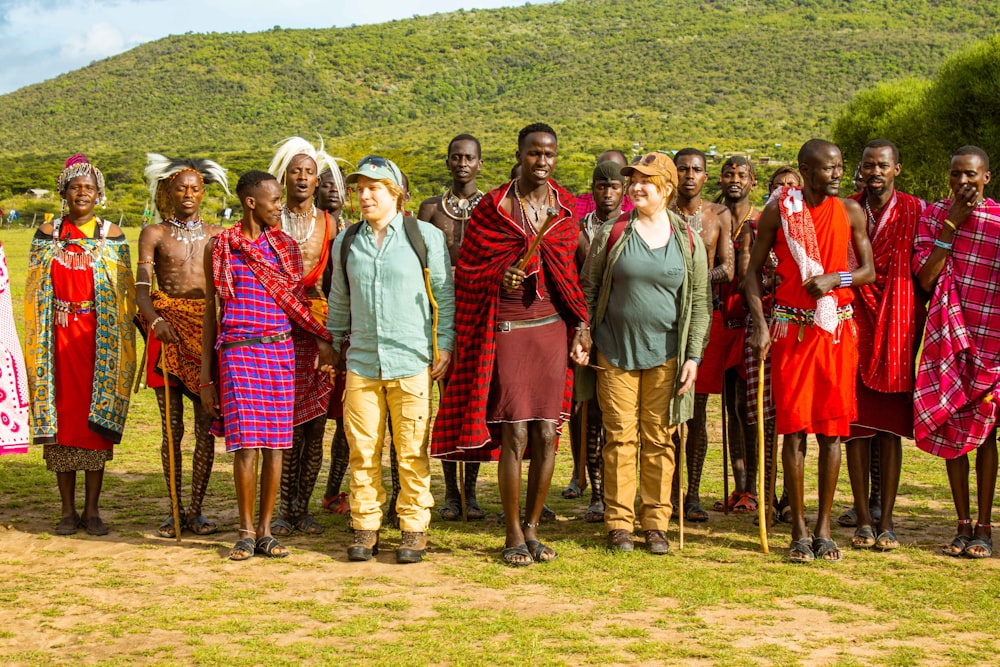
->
<box><xmin>219</xmin><ymin>331</ymin><xmax>291</xmax><ymax>351</ymax></box>
<box><xmin>772</xmin><ymin>304</ymin><xmax>853</xmax><ymax>342</ymax></box>
<box><xmin>54</xmin><ymin>298</ymin><xmax>95</xmax><ymax>326</ymax></box>
<box><xmin>772</xmin><ymin>304</ymin><xmax>853</xmax><ymax>325</ymax></box>
<box><xmin>496</xmin><ymin>312</ymin><xmax>561</xmax><ymax>333</ymax></box>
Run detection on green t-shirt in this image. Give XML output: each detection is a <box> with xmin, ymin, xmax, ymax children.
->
<box><xmin>594</xmin><ymin>231</ymin><xmax>685</xmax><ymax>371</ymax></box>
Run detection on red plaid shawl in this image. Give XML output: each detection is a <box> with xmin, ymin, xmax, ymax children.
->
<box><xmin>212</xmin><ymin>224</ymin><xmax>331</xmax><ymax>343</ymax></box>
<box><xmin>913</xmin><ymin>198</ymin><xmax>1000</xmax><ymax>458</ymax></box>
<box><xmin>431</xmin><ymin>180</ymin><xmax>588</xmax><ymax>461</ymax></box>
<box><xmin>850</xmin><ymin>191</ymin><xmax>925</xmax><ymax>393</ymax></box>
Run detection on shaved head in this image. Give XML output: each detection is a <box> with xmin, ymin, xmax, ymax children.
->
<box><xmin>798</xmin><ymin>139</ymin><xmax>840</xmax><ymax>168</ymax></box>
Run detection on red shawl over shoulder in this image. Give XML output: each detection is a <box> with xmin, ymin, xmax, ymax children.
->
<box><xmin>850</xmin><ymin>191</ymin><xmax>925</xmax><ymax>393</ymax></box>
<box><xmin>432</xmin><ymin>180</ymin><xmax>588</xmax><ymax>461</ymax></box>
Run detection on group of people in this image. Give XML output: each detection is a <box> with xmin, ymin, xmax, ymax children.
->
<box><xmin>4</xmin><ymin>123</ymin><xmax>997</xmax><ymax>565</ymax></box>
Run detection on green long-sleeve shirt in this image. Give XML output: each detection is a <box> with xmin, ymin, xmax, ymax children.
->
<box><xmin>327</xmin><ymin>213</ymin><xmax>455</xmax><ymax>380</ymax></box>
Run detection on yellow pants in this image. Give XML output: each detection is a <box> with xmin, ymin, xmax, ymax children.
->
<box><xmin>596</xmin><ymin>351</ymin><xmax>678</xmax><ymax>532</ymax></box>
<box><xmin>344</xmin><ymin>369</ymin><xmax>433</xmax><ymax>532</ymax></box>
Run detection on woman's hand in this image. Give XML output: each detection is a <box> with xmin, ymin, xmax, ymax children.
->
<box><xmin>676</xmin><ymin>360</ymin><xmax>699</xmax><ymax>396</ymax></box>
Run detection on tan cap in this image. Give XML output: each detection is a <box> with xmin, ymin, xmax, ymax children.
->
<box><xmin>621</xmin><ymin>152</ymin><xmax>678</xmax><ymax>190</ymax></box>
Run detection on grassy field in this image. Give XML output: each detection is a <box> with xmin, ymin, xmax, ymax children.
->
<box><xmin>0</xmin><ymin>226</ymin><xmax>997</xmax><ymax>667</ymax></box>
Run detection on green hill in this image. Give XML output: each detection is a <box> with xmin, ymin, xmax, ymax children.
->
<box><xmin>1</xmin><ymin>0</ymin><xmax>997</xmax><ymax>219</ymax></box>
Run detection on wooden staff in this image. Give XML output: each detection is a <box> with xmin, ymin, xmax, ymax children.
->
<box><xmin>423</xmin><ymin>267</ymin><xmax>465</xmax><ymax>521</ymax></box>
<box><xmin>578</xmin><ymin>401</ymin><xmax>588</xmax><ymax>490</ymax></box>
<box><xmin>767</xmin><ymin>416</ymin><xmax>779</xmax><ymax>536</ymax></box>
<box><xmin>161</xmin><ymin>351</ymin><xmax>183</xmax><ymax>543</ymax></box>
<box><xmin>721</xmin><ymin>380</ymin><xmax>730</xmax><ymax>515</ymax></box>
<box><xmin>678</xmin><ymin>422</ymin><xmax>686</xmax><ymax>549</ymax></box>
<box><xmin>757</xmin><ymin>355</ymin><xmax>769</xmax><ymax>553</ymax></box>
<box><xmin>515</xmin><ymin>207</ymin><xmax>560</xmax><ymax>271</ymax></box>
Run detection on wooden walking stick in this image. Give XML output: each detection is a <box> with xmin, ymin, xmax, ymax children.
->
<box><xmin>578</xmin><ymin>400</ymin><xmax>588</xmax><ymax>490</ymax></box>
<box><xmin>678</xmin><ymin>422</ymin><xmax>686</xmax><ymax>550</ymax></box>
<box><xmin>721</xmin><ymin>381</ymin><xmax>730</xmax><ymax>515</ymax></box>
<box><xmin>515</xmin><ymin>207</ymin><xmax>560</xmax><ymax>272</ymax></box>
<box><xmin>767</xmin><ymin>415</ymin><xmax>779</xmax><ymax>536</ymax></box>
<box><xmin>161</xmin><ymin>351</ymin><xmax>183</xmax><ymax>543</ymax></box>
<box><xmin>757</xmin><ymin>353</ymin><xmax>769</xmax><ymax>553</ymax></box>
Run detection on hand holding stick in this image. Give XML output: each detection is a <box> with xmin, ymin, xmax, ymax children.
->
<box><xmin>515</xmin><ymin>207</ymin><xmax>560</xmax><ymax>272</ymax></box>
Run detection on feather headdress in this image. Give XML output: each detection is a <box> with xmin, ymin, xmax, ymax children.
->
<box><xmin>57</xmin><ymin>154</ymin><xmax>107</xmax><ymax>205</ymax></box>
<box><xmin>145</xmin><ymin>153</ymin><xmax>231</xmax><ymax>222</ymax></box>
<box><xmin>267</xmin><ymin>136</ymin><xmax>346</xmax><ymax>201</ymax></box>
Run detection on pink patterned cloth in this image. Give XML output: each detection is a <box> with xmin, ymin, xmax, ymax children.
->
<box><xmin>912</xmin><ymin>198</ymin><xmax>1000</xmax><ymax>458</ymax></box>
<box><xmin>0</xmin><ymin>241</ymin><xmax>30</xmax><ymax>454</ymax></box>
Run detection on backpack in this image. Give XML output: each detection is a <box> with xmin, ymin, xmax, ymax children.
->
<box><xmin>339</xmin><ymin>215</ymin><xmax>428</xmax><ymax>294</ymax></box>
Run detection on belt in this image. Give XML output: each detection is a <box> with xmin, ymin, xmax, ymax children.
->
<box><xmin>772</xmin><ymin>304</ymin><xmax>853</xmax><ymax>326</ymax></box>
<box><xmin>54</xmin><ymin>298</ymin><xmax>95</xmax><ymax>314</ymax></box>
<box><xmin>496</xmin><ymin>312</ymin><xmax>562</xmax><ymax>333</ymax></box>
<box><xmin>219</xmin><ymin>331</ymin><xmax>291</xmax><ymax>351</ymax></box>
<box><xmin>54</xmin><ymin>298</ymin><xmax>95</xmax><ymax>326</ymax></box>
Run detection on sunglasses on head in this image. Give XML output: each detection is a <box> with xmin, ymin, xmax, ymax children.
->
<box><xmin>357</xmin><ymin>155</ymin><xmax>402</xmax><ymax>182</ymax></box>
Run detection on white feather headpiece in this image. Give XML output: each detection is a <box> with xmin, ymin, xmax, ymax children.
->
<box><xmin>144</xmin><ymin>153</ymin><xmax>231</xmax><ymax>222</ymax></box>
<box><xmin>268</xmin><ymin>136</ymin><xmax>346</xmax><ymax>201</ymax></box>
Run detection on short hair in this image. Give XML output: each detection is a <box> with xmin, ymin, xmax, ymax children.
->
<box><xmin>954</xmin><ymin>145</ymin><xmax>990</xmax><ymax>171</ymax></box>
<box><xmin>797</xmin><ymin>138</ymin><xmax>840</xmax><ymax>166</ymax></box>
<box><xmin>598</xmin><ymin>150</ymin><xmax>628</xmax><ymax>166</ymax></box>
<box><xmin>236</xmin><ymin>170</ymin><xmax>278</xmax><ymax>201</ymax></box>
<box><xmin>721</xmin><ymin>155</ymin><xmax>756</xmax><ymax>180</ymax></box>
<box><xmin>674</xmin><ymin>147</ymin><xmax>707</xmax><ymax>166</ymax></box>
<box><xmin>448</xmin><ymin>133</ymin><xmax>482</xmax><ymax>158</ymax></box>
<box><xmin>862</xmin><ymin>139</ymin><xmax>900</xmax><ymax>164</ymax></box>
<box><xmin>518</xmin><ymin>122</ymin><xmax>557</xmax><ymax>148</ymax></box>
<box><xmin>768</xmin><ymin>166</ymin><xmax>801</xmax><ymax>191</ymax></box>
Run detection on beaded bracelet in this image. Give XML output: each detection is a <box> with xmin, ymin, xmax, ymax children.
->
<box><xmin>199</xmin><ymin>380</ymin><xmax>214</xmax><ymax>389</ymax></box>
<box><xmin>149</xmin><ymin>316</ymin><xmax>165</xmax><ymax>330</ymax></box>
<box><xmin>943</xmin><ymin>219</ymin><xmax>959</xmax><ymax>232</ymax></box>
<box><xmin>933</xmin><ymin>239</ymin><xmax>953</xmax><ymax>251</ymax></box>
<box><xmin>135</xmin><ymin>281</ymin><xmax>152</xmax><ymax>287</ymax></box>
<box><xmin>838</xmin><ymin>271</ymin><xmax>853</xmax><ymax>288</ymax></box>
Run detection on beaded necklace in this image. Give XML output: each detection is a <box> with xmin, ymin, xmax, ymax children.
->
<box><xmin>52</xmin><ymin>216</ymin><xmax>105</xmax><ymax>270</ymax></box>
<box><xmin>732</xmin><ymin>205</ymin><xmax>755</xmax><ymax>241</ymax></box>
<box><xmin>671</xmin><ymin>202</ymin><xmax>703</xmax><ymax>234</ymax></box>
<box><xmin>282</xmin><ymin>204</ymin><xmax>317</xmax><ymax>245</ymax></box>
<box><xmin>442</xmin><ymin>186</ymin><xmax>483</xmax><ymax>247</ymax></box>
<box><xmin>167</xmin><ymin>216</ymin><xmax>206</xmax><ymax>243</ymax></box>
<box><xmin>863</xmin><ymin>196</ymin><xmax>883</xmax><ymax>237</ymax></box>
<box><xmin>514</xmin><ymin>181</ymin><xmax>554</xmax><ymax>232</ymax></box>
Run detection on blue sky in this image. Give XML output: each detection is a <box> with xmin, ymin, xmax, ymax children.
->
<box><xmin>0</xmin><ymin>0</ymin><xmax>555</xmax><ymax>94</ymax></box>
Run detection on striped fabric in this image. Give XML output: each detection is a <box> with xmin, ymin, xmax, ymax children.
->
<box><xmin>431</xmin><ymin>180</ymin><xmax>587</xmax><ymax>462</ymax></box>
<box><xmin>215</xmin><ymin>234</ymin><xmax>294</xmax><ymax>451</ymax></box>
<box><xmin>850</xmin><ymin>191</ymin><xmax>926</xmax><ymax>394</ymax></box>
<box><xmin>912</xmin><ymin>198</ymin><xmax>1000</xmax><ymax>458</ymax></box>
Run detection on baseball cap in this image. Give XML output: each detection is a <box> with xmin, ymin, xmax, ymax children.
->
<box><xmin>621</xmin><ymin>152</ymin><xmax>678</xmax><ymax>189</ymax></box>
<box><xmin>345</xmin><ymin>155</ymin><xmax>404</xmax><ymax>187</ymax></box>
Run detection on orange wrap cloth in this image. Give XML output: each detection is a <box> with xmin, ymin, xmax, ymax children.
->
<box><xmin>769</xmin><ymin>189</ymin><xmax>857</xmax><ymax>437</ymax></box>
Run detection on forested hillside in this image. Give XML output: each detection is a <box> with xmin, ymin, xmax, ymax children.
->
<box><xmin>1</xmin><ymin>0</ymin><xmax>997</xmax><ymax>219</ymax></box>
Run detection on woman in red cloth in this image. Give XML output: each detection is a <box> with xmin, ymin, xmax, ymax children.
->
<box><xmin>25</xmin><ymin>155</ymin><xmax>136</xmax><ymax>536</ymax></box>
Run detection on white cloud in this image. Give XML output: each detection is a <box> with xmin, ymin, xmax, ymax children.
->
<box><xmin>59</xmin><ymin>21</ymin><xmax>128</xmax><ymax>61</ymax></box>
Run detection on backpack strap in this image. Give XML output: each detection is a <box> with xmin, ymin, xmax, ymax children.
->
<box><xmin>605</xmin><ymin>212</ymin><xmax>631</xmax><ymax>259</ymax></box>
<box><xmin>402</xmin><ymin>215</ymin><xmax>428</xmax><ymax>271</ymax></box>
<box><xmin>339</xmin><ymin>222</ymin><xmax>364</xmax><ymax>295</ymax></box>
<box><xmin>606</xmin><ymin>212</ymin><xmax>695</xmax><ymax>258</ymax></box>
<box><xmin>339</xmin><ymin>216</ymin><xmax>430</xmax><ymax>294</ymax></box>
